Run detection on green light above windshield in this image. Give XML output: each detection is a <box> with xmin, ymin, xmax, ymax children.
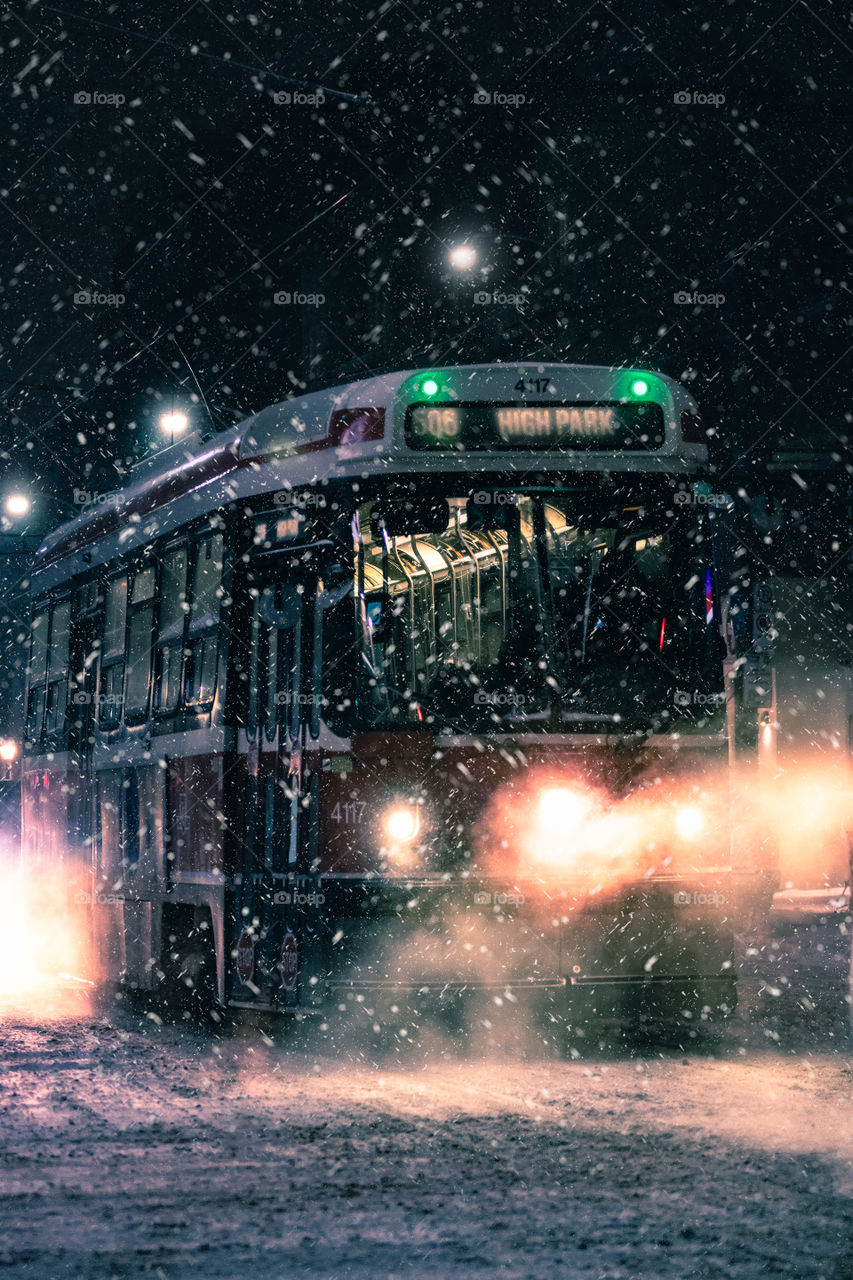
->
<box><xmin>616</xmin><ymin>370</ymin><xmax>660</xmax><ymax>403</ymax></box>
<box><xmin>422</xmin><ymin>378</ymin><xmax>439</xmax><ymax>396</ymax></box>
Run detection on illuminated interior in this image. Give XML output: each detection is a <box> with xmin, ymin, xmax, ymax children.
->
<box><xmin>351</xmin><ymin>485</ymin><xmax>724</xmax><ymax>732</ymax></box>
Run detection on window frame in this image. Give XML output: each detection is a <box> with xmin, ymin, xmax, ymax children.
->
<box><xmin>35</xmin><ymin>522</ymin><xmax>228</xmax><ymax>737</ymax></box>
<box><xmin>124</xmin><ymin>557</ymin><xmax>157</xmax><ymax>724</ymax></box>
<box><xmin>153</xmin><ymin>539</ymin><xmax>189</xmax><ymax>718</ymax></box>
<box><xmin>43</xmin><ymin>596</ymin><xmax>72</xmax><ymax>738</ymax></box>
<box><xmin>98</xmin><ymin>570</ymin><xmax>129</xmax><ymax>727</ymax></box>
<box><xmin>183</xmin><ymin>529</ymin><xmax>224</xmax><ymax>710</ymax></box>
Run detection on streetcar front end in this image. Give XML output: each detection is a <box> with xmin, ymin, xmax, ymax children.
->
<box><xmin>232</xmin><ymin>363</ymin><xmax>735</xmax><ymax>1030</ymax></box>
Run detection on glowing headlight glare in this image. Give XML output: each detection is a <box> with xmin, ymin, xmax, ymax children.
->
<box><xmin>538</xmin><ymin>787</ymin><xmax>591</xmax><ymax>833</ymax></box>
<box><xmin>383</xmin><ymin>803</ymin><xmax>420</xmax><ymax>844</ymax></box>
<box><xmin>676</xmin><ymin>806</ymin><xmax>705</xmax><ymax>839</ymax></box>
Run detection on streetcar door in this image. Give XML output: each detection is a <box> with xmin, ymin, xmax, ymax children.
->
<box><xmin>258</xmin><ymin>582</ymin><xmax>304</xmax><ymax>879</ymax></box>
<box><xmin>236</xmin><ymin>578</ymin><xmax>311</xmax><ymax>1004</ymax></box>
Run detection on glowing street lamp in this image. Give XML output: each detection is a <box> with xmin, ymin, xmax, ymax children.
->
<box><xmin>448</xmin><ymin>244</ymin><xmax>478</xmax><ymax>272</ymax></box>
<box><xmin>160</xmin><ymin>410</ymin><xmax>189</xmax><ymax>438</ymax></box>
<box><xmin>0</xmin><ymin>740</ymin><xmax>18</xmax><ymax>763</ymax></box>
<box><xmin>3</xmin><ymin>493</ymin><xmax>31</xmax><ymax>520</ymax></box>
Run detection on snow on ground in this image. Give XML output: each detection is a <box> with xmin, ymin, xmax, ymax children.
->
<box><xmin>0</xmin><ymin>923</ymin><xmax>852</xmax><ymax>1280</ymax></box>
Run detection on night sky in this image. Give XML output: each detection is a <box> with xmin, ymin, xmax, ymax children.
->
<box><xmin>1</xmin><ymin>0</ymin><xmax>851</xmax><ymax>513</ymax></box>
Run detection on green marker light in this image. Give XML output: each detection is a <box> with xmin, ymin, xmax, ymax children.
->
<box><xmin>631</xmin><ymin>378</ymin><xmax>649</xmax><ymax>397</ymax></box>
<box><xmin>422</xmin><ymin>378</ymin><xmax>439</xmax><ymax>396</ymax></box>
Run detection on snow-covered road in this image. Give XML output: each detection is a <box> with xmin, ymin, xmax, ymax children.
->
<box><xmin>1</xmin><ymin>981</ymin><xmax>852</xmax><ymax>1280</ymax></box>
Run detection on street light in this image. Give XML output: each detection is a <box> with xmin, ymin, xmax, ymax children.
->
<box><xmin>4</xmin><ymin>494</ymin><xmax>31</xmax><ymax>519</ymax></box>
<box><xmin>160</xmin><ymin>410</ymin><xmax>189</xmax><ymax>438</ymax></box>
<box><xmin>448</xmin><ymin>244</ymin><xmax>478</xmax><ymax>271</ymax></box>
<box><xmin>2</xmin><ymin>491</ymin><xmax>86</xmax><ymax>532</ymax></box>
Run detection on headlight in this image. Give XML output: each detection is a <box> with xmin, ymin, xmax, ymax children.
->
<box><xmin>675</xmin><ymin>806</ymin><xmax>704</xmax><ymax>839</ymax></box>
<box><xmin>537</xmin><ymin>787</ymin><xmax>593</xmax><ymax>835</ymax></box>
<box><xmin>380</xmin><ymin>801</ymin><xmax>423</xmax><ymax>871</ymax></box>
<box><xmin>383</xmin><ymin>803</ymin><xmax>421</xmax><ymax>845</ymax></box>
<box><xmin>529</xmin><ymin>787</ymin><xmax>597</xmax><ymax>868</ymax></box>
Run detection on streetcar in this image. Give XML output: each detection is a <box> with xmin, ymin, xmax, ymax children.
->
<box><xmin>22</xmin><ymin>363</ymin><xmax>737</xmax><ymax>1029</ymax></box>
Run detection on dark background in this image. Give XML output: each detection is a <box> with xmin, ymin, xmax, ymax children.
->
<box><xmin>1</xmin><ymin>0</ymin><xmax>850</xmax><ymax>512</ymax></box>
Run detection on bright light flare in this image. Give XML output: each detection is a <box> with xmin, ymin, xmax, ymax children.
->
<box><xmin>448</xmin><ymin>244</ymin><xmax>477</xmax><ymax>271</ymax></box>
<box><xmin>676</xmin><ymin>805</ymin><xmax>705</xmax><ymax>839</ymax></box>
<box><xmin>735</xmin><ymin>762</ymin><xmax>853</xmax><ymax>887</ymax></box>
<box><xmin>160</xmin><ymin>410</ymin><xmax>189</xmax><ymax>435</ymax></box>
<box><xmin>478</xmin><ymin>759</ymin><xmax>853</xmax><ymax>900</ymax></box>
<box><xmin>0</xmin><ymin>740</ymin><xmax>18</xmax><ymax>763</ymax></box>
<box><xmin>380</xmin><ymin>801</ymin><xmax>423</xmax><ymax>872</ymax></box>
<box><xmin>383</xmin><ymin>803</ymin><xmax>421</xmax><ymax>845</ymax></box>
<box><xmin>476</xmin><ymin>769</ymin><xmax>732</xmax><ymax>890</ymax></box>
<box><xmin>4</xmin><ymin>493</ymin><xmax>31</xmax><ymax>518</ymax></box>
<box><xmin>537</xmin><ymin>787</ymin><xmax>593</xmax><ymax>835</ymax></box>
<box><xmin>0</xmin><ymin>867</ymin><xmax>93</xmax><ymax>1013</ymax></box>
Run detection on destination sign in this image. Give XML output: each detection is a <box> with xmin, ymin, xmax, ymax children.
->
<box><xmin>405</xmin><ymin>401</ymin><xmax>665</xmax><ymax>451</ymax></box>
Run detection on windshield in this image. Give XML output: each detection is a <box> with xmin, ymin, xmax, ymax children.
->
<box><xmin>351</xmin><ymin>479</ymin><xmax>724</xmax><ymax>733</ymax></box>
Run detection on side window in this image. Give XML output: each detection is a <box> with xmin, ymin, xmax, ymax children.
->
<box><xmin>154</xmin><ymin>545</ymin><xmax>188</xmax><ymax>714</ymax></box>
<box><xmin>75</xmin><ymin>579</ymin><xmax>99</xmax><ymax>615</ymax></box>
<box><xmin>27</xmin><ymin>607</ymin><xmax>50</xmax><ymax>739</ymax></box>
<box><xmin>99</xmin><ymin>573</ymin><xmax>128</xmax><ymax>724</ymax></box>
<box><xmin>125</xmin><ymin>565</ymin><xmax>156</xmax><ymax>720</ymax></box>
<box><xmin>44</xmin><ymin>599</ymin><xmax>71</xmax><ymax>735</ymax></box>
<box><xmin>185</xmin><ymin>533</ymin><xmax>223</xmax><ymax>707</ymax></box>
<box><xmin>69</xmin><ymin>579</ymin><xmax>102</xmax><ymax>709</ymax></box>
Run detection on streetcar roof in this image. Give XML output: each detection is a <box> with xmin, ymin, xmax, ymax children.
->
<box><xmin>31</xmin><ymin>363</ymin><xmax>704</xmax><ymax>589</ymax></box>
